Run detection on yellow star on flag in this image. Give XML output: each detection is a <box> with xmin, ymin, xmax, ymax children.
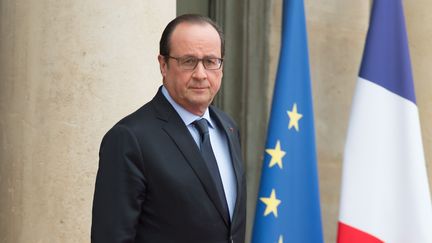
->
<box><xmin>278</xmin><ymin>235</ymin><xmax>283</xmax><ymax>243</ymax></box>
<box><xmin>260</xmin><ymin>189</ymin><xmax>281</xmax><ymax>217</ymax></box>
<box><xmin>287</xmin><ymin>103</ymin><xmax>302</xmax><ymax>131</ymax></box>
<box><xmin>265</xmin><ymin>140</ymin><xmax>286</xmax><ymax>169</ymax></box>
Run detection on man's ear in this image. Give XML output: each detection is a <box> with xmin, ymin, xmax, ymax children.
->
<box><xmin>158</xmin><ymin>55</ymin><xmax>168</xmax><ymax>77</ymax></box>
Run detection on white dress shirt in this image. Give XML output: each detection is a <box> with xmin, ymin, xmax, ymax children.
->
<box><xmin>162</xmin><ymin>86</ymin><xmax>237</xmax><ymax>219</ymax></box>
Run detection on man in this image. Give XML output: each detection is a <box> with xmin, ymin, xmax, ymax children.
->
<box><xmin>91</xmin><ymin>14</ymin><xmax>246</xmax><ymax>243</ymax></box>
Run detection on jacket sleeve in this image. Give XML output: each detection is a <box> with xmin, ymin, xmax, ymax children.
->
<box><xmin>91</xmin><ymin>125</ymin><xmax>146</xmax><ymax>243</ymax></box>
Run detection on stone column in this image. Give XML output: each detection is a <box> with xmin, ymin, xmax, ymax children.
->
<box><xmin>0</xmin><ymin>1</ymin><xmax>175</xmax><ymax>242</ymax></box>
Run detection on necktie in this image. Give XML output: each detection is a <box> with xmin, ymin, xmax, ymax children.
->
<box><xmin>193</xmin><ymin>119</ymin><xmax>229</xmax><ymax>217</ymax></box>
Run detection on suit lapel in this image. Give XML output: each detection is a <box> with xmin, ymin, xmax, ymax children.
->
<box><xmin>151</xmin><ymin>90</ymin><xmax>230</xmax><ymax>227</ymax></box>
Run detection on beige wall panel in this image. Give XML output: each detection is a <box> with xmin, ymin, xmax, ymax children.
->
<box><xmin>405</xmin><ymin>0</ymin><xmax>432</xmax><ymax>189</ymax></box>
<box><xmin>306</xmin><ymin>1</ymin><xmax>370</xmax><ymax>242</ymax></box>
<box><xmin>0</xmin><ymin>0</ymin><xmax>175</xmax><ymax>242</ymax></box>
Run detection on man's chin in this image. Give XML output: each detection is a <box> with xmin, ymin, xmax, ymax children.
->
<box><xmin>184</xmin><ymin>98</ymin><xmax>212</xmax><ymax>113</ymax></box>
<box><xmin>188</xmin><ymin>94</ymin><xmax>212</xmax><ymax>105</ymax></box>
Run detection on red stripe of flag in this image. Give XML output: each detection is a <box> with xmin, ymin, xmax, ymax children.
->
<box><xmin>337</xmin><ymin>222</ymin><xmax>384</xmax><ymax>243</ymax></box>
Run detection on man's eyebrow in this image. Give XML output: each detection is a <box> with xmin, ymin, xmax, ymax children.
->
<box><xmin>176</xmin><ymin>55</ymin><xmax>221</xmax><ymax>59</ymax></box>
<box><xmin>203</xmin><ymin>55</ymin><xmax>222</xmax><ymax>59</ymax></box>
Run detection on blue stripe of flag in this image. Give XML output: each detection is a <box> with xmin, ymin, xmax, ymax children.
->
<box><xmin>359</xmin><ymin>0</ymin><xmax>416</xmax><ymax>103</ymax></box>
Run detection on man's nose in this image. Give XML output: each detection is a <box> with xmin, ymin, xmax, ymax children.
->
<box><xmin>191</xmin><ymin>61</ymin><xmax>208</xmax><ymax>80</ymax></box>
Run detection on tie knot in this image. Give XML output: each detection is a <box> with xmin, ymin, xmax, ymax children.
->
<box><xmin>193</xmin><ymin>118</ymin><xmax>209</xmax><ymax>136</ymax></box>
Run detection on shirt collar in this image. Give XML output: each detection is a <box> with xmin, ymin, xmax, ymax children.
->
<box><xmin>162</xmin><ymin>86</ymin><xmax>214</xmax><ymax>128</ymax></box>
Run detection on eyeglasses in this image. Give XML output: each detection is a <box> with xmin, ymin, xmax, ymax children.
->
<box><xmin>165</xmin><ymin>56</ymin><xmax>223</xmax><ymax>70</ymax></box>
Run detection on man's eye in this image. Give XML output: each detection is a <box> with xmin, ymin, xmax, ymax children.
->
<box><xmin>182</xmin><ymin>58</ymin><xmax>196</xmax><ymax>65</ymax></box>
<box><xmin>205</xmin><ymin>59</ymin><xmax>217</xmax><ymax>65</ymax></box>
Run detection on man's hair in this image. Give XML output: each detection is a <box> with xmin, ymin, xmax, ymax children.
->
<box><xmin>159</xmin><ymin>14</ymin><xmax>225</xmax><ymax>58</ymax></box>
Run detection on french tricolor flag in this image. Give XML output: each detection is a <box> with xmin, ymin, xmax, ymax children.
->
<box><xmin>337</xmin><ymin>0</ymin><xmax>432</xmax><ymax>242</ymax></box>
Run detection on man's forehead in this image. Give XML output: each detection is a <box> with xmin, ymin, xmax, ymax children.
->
<box><xmin>169</xmin><ymin>22</ymin><xmax>221</xmax><ymax>53</ymax></box>
<box><xmin>171</xmin><ymin>22</ymin><xmax>217</xmax><ymax>36</ymax></box>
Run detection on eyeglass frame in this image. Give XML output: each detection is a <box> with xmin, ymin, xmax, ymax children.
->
<box><xmin>164</xmin><ymin>55</ymin><xmax>224</xmax><ymax>70</ymax></box>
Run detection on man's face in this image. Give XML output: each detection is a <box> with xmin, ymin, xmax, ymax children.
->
<box><xmin>158</xmin><ymin>22</ymin><xmax>223</xmax><ymax>116</ymax></box>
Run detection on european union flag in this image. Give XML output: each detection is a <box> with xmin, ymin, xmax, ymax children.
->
<box><xmin>252</xmin><ymin>0</ymin><xmax>323</xmax><ymax>242</ymax></box>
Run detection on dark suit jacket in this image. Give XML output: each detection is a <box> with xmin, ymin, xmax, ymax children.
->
<box><xmin>91</xmin><ymin>88</ymin><xmax>246</xmax><ymax>243</ymax></box>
